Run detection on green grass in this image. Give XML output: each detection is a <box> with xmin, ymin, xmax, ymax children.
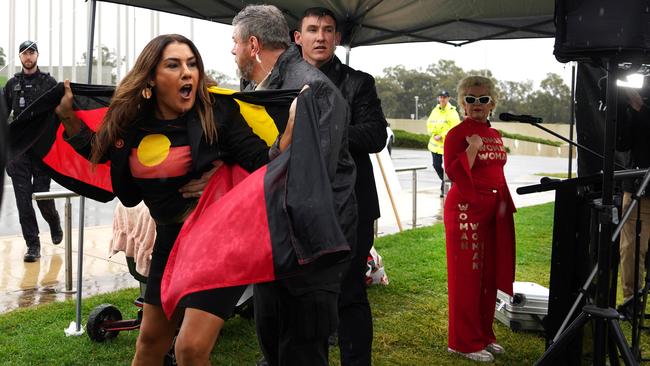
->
<box><xmin>393</xmin><ymin>129</ymin><xmax>430</xmax><ymax>149</ymax></box>
<box><xmin>393</xmin><ymin>129</ymin><xmax>561</xmax><ymax>150</ymax></box>
<box><xmin>0</xmin><ymin>75</ymin><xmax>7</xmax><ymax>86</ymax></box>
<box><xmin>0</xmin><ymin>202</ymin><xmax>642</xmax><ymax>365</ymax></box>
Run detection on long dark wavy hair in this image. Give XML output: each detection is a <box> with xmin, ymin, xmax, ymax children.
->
<box><xmin>90</xmin><ymin>34</ymin><xmax>216</xmax><ymax>164</ymax></box>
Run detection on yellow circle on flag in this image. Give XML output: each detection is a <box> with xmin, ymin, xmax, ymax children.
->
<box><xmin>137</xmin><ymin>134</ymin><xmax>171</xmax><ymax>167</ymax></box>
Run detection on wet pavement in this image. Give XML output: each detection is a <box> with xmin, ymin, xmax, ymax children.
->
<box><xmin>0</xmin><ymin>149</ymin><xmax>570</xmax><ymax>314</ymax></box>
<box><xmin>0</xmin><ymin>226</ymin><xmax>132</xmax><ymax>314</ymax></box>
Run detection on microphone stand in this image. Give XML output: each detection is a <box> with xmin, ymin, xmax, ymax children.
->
<box><xmin>513</xmin><ymin>119</ymin><xmax>628</xmax><ymax>171</ymax></box>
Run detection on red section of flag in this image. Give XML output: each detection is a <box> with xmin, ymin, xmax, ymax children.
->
<box><xmin>161</xmin><ymin>164</ymin><xmax>275</xmax><ymax>318</ymax></box>
<box><xmin>42</xmin><ymin>108</ymin><xmax>112</xmax><ymax>193</ymax></box>
<box><xmin>75</xmin><ymin>108</ymin><xmax>108</xmax><ymax>131</ymax></box>
<box><xmin>130</xmin><ymin>146</ymin><xmax>192</xmax><ymax>179</ymax></box>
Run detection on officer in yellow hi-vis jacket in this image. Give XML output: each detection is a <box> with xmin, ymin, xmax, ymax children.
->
<box><xmin>426</xmin><ymin>90</ymin><xmax>460</xmax><ymax>197</ymax></box>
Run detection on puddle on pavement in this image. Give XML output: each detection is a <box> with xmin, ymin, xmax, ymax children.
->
<box><xmin>1</xmin><ymin>272</ymin><xmax>136</xmax><ymax>314</ymax></box>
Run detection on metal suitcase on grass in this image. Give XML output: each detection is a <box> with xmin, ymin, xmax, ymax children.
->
<box><xmin>494</xmin><ymin>281</ymin><xmax>548</xmax><ymax>332</ymax></box>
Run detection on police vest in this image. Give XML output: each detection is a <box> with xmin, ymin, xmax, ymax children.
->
<box><xmin>10</xmin><ymin>71</ymin><xmax>56</xmax><ymax>117</ymax></box>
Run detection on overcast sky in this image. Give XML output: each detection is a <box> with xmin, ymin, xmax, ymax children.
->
<box><xmin>1</xmin><ymin>0</ymin><xmax>574</xmax><ymax>89</ymax></box>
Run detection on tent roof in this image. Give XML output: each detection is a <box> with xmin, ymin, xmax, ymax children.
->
<box><xmin>96</xmin><ymin>0</ymin><xmax>555</xmax><ymax>47</ymax></box>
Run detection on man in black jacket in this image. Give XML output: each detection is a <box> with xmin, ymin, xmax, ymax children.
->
<box><xmin>617</xmin><ymin>87</ymin><xmax>650</xmax><ymax>308</ymax></box>
<box><xmin>232</xmin><ymin>5</ymin><xmax>356</xmax><ymax>366</ymax></box>
<box><xmin>3</xmin><ymin>40</ymin><xmax>62</xmax><ymax>262</ymax></box>
<box><xmin>295</xmin><ymin>8</ymin><xmax>388</xmax><ymax>366</ymax></box>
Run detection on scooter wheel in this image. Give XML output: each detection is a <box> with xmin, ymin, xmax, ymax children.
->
<box><xmin>87</xmin><ymin>304</ymin><xmax>123</xmax><ymax>342</ymax></box>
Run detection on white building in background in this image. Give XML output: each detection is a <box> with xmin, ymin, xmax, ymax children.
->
<box><xmin>6</xmin><ymin>65</ymin><xmax>113</xmax><ymax>85</ymax></box>
<box><xmin>2</xmin><ymin>0</ymin><xmax>167</xmax><ymax>85</ymax></box>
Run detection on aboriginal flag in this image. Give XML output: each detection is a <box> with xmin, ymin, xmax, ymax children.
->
<box><xmin>8</xmin><ymin>83</ymin><xmax>297</xmax><ymax>202</ymax></box>
<box><xmin>161</xmin><ymin>86</ymin><xmax>352</xmax><ymax>317</ymax></box>
<box><xmin>9</xmin><ymin>83</ymin><xmax>114</xmax><ymax>201</ymax></box>
<box><xmin>10</xmin><ymin>83</ymin><xmax>352</xmax><ymax>318</ymax></box>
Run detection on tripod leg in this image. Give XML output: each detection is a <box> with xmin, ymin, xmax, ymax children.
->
<box><xmin>608</xmin><ymin>335</ymin><xmax>622</xmax><ymax>366</ymax></box>
<box><xmin>631</xmin><ymin>200</ymin><xmax>643</xmax><ymax>353</ymax></box>
<box><xmin>535</xmin><ymin>311</ymin><xmax>590</xmax><ymax>366</ymax></box>
<box><xmin>642</xmin><ymin>240</ymin><xmax>650</xmax><ymax>324</ymax></box>
<box><xmin>608</xmin><ymin>319</ymin><xmax>638</xmax><ymax>366</ymax></box>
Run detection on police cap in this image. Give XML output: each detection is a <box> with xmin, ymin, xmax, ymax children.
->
<box><xmin>19</xmin><ymin>41</ymin><xmax>38</xmax><ymax>53</ymax></box>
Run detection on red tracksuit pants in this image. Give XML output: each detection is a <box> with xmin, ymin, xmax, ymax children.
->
<box><xmin>444</xmin><ymin>188</ymin><xmax>498</xmax><ymax>353</ymax></box>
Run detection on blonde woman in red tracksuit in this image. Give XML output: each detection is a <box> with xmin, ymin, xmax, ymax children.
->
<box><xmin>443</xmin><ymin>75</ymin><xmax>516</xmax><ymax>362</ymax></box>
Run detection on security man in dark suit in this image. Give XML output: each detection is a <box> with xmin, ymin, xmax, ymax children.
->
<box><xmin>3</xmin><ymin>40</ymin><xmax>62</xmax><ymax>262</ymax></box>
<box><xmin>295</xmin><ymin>8</ymin><xmax>388</xmax><ymax>366</ymax></box>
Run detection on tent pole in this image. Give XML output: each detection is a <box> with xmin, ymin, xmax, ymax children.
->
<box><xmin>86</xmin><ymin>0</ymin><xmax>96</xmax><ymax>83</ymax></box>
<box><xmin>345</xmin><ymin>45</ymin><xmax>350</xmax><ymax>65</ymax></box>
<box><xmin>70</xmin><ymin>0</ymin><xmax>97</xmax><ymax>336</ymax></box>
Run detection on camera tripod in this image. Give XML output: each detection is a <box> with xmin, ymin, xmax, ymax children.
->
<box><xmin>535</xmin><ymin>58</ymin><xmax>642</xmax><ymax>366</ymax></box>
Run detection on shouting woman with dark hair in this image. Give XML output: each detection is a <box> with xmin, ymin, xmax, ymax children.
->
<box><xmin>55</xmin><ymin>34</ymin><xmax>292</xmax><ymax>365</ymax></box>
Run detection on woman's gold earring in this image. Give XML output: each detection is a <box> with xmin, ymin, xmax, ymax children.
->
<box><xmin>141</xmin><ymin>84</ymin><xmax>153</xmax><ymax>100</ymax></box>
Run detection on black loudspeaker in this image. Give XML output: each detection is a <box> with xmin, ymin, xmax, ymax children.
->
<box><xmin>554</xmin><ymin>0</ymin><xmax>650</xmax><ymax>63</ymax></box>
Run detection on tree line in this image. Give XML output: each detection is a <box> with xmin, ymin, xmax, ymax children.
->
<box><xmin>1</xmin><ymin>46</ymin><xmax>571</xmax><ymax>124</ymax></box>
<box><xmin>375</xmin><ymin>59</ymin><xmax>571</xmax><ymax>124</ymax></box>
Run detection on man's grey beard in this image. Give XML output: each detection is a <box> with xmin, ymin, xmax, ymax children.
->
<box><xmin>236</xmin><ymin>58</ymin><xmax>255</xmax><ymax>82</ymax></box>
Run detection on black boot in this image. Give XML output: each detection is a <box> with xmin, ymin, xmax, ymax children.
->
<box><xmin>24</xmin><ymin>243</ymin><xmax>41</xmax><ymax>262</ymax></box>
<box><xmin>50</xmin><ymin>223</ymin><xmax>63</xmax><ymax>245</ymax></box>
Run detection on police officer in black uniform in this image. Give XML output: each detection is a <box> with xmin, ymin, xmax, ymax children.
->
<box><xmin>3</xmin><ymin>40</ymin><xmax>62</xmax><ymax>262</ymax></box>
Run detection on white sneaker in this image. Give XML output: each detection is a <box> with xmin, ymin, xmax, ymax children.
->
<box><xmin>486</xmin><ymin>343</ymin><xmax>505</xmax><ymax>355</ymax></box>
<box><xmin>448</xmin><ymin>347</ymin><xmax>494</xmax><ymax>362</ymax></box>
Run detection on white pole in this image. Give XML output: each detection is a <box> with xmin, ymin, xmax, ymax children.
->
<box><xmin>414</xmin><ymin>96</ymin><xmax>419</xmax><ymax>120</ymax></box>
<box><xmin>133</xmin><ymin>9</ymin><xmax>136</xmax><ymax>68</ymax></box>
<box><xmin>28</xmin><ymin>0</ymin><xmax>32</xmax><ymax>40</ymax></box>
<box><xmin>125</xmin><ymin>6</ymin><xmax>130</xmax><ymax>71</ymax></box>
<box><xmin>97</xmin><ymin>2</ymin><xmax>102</xmax><ymax>84</ymax></box>
<box><xmin>58</xmin><ymin>0</ymin><xmax>63</xmax><ymax>81</ymax></box>
<box><xmin>190</xmin><ymin>18</ymin><xmax>194</xmax><ymax>40</ymax></box>
<box><xmin>34</xmin><ymin>0</ymin><xmax>38</xmax><ymax>46</ymax></box>
<box><xmin>8</xmin><ymin>0</ymin><xmax>16</xmax><ymax>78</ymax></box>
<box><xmin>150</xmin><ymin>10</ymin><xmax>154</xmax><ymax>39</ymax></box>
<box><xmin>72</xmin><ymin>0</ymin><xmax>77</xmax><ymax>82</ymax></box>
<box><xmin>49</xmin><ymin>0</ymin><xmax>53</xmax><ymax>74</ymax></box>
<box><xmin>116</xmin><ymin>5</ymin><xmax>121</xmax><ymax>83</ymax></box>
<box><xmin>155</xmin><ymin>12</ymin><xmax>160</xmax><ymax>36</ymax></box>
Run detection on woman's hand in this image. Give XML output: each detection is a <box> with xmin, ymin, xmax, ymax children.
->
<box><xmin>55</xmin><ymin>80</ymin><xmax>82</xmax><ymax>136</ymax></box>
<box><xmin>279</xmin><ymin>85</ymin><xmax>310</xmax><ymax>152</ymax></box>
<box><xmin>466</xmin><ymin>134</ymin><xmax>483</xmax><ymax>149</ymax></box>
<box><xmin>465</xmin><ymin>134</ymin><xmax>483</xmax><ymax>169</ymax></box>
<box><xmin>178</xmin><ymin>160</ymin><xmax>223</xmax><ymax>198</ymax></box>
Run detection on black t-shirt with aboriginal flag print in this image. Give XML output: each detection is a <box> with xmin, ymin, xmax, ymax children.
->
<box><xmin>129</xmin><ymin>114</ymin><xmax>213</xmax><ymax>224</ymax></box>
